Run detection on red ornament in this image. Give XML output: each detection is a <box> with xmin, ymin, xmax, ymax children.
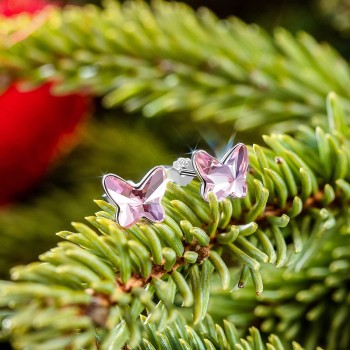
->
<box><xmin>0</xmin><ymin>84</ymin><xmax>90</xmax><ymax>205</ymax></box>
<box><xmin>0</xmin><ymin>0</ymin><xmax>47</xmax><ymax>16</ymax></box>
<box><xmin>0</xmin><ymin>0</ymin><xmax>91</xmax><ymax>205</ymax></box>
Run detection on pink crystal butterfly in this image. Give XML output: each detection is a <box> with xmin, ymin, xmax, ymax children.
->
<box><xmin>103</xmin><ymin>166</ymin><xmax>168</xmax><ymax>228</ymax></box>
<box><xmin>192</xmin><ymin>143</ymin><xmax>249</xmax><ymax>202</ymax></box>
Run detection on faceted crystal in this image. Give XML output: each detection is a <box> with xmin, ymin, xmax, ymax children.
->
<box><xmin>193</xmin><ymin>144</ymin><xmax>248</xmax><ymax>202</ymax></box>
<box><xmin>103</xmin><ymin>167</ymin><xmax>168</xmax><ymax>227</ymax></box>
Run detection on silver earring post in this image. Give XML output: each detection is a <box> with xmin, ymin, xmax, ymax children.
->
<box><xmin>166</xmin><ymin>157</ymin><xmax>196</xmax><ymax>186</ymax></box>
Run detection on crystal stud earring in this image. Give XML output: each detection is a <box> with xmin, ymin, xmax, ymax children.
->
<box><xmin>192</xmin><ymin>143</ymin><xmax>249</xmax><ymax>202</ymax></box>
<box><xmin>102</xmin><ymin>143</ymin><xmax>248</xmax><ymax>227</ymax></box>
<box><xmin>103</xmin><ymin>166</ymin><xmax>168</xmax><ymax>228</ymax></box>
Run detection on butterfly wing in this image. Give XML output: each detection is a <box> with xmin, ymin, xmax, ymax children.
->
<box><xmin>140</xmin><ymin>166</ymin><xmax>168</xmax><ymax>222</ymax></box>
<box><xmin>103</xmin><ymin>174</ymin><xmax>141</xmax><ymax>227</ymax></box>
<box><xmin>192</xmin><ymin>150</ymin><xmax>228</xmax><ymax>201</ymax></box>
<box><xmin>221</xmin><ymin>143</ymin><xmax>249</xmax><ymax>198</ymax></box>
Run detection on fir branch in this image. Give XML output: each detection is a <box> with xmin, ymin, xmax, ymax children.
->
<box><xmin>138</xmin><ymin>314</ymin><xmax>304</xmax><ymax>350</ymax></box>
<box><xmin>208</xmin><ymin>212</ymin><xmax>350</xmax><ymax>350</ymax></box>
<box><xmin>1</xmin><ymin>1</ymin><xmax>350</xmax><ymax>130</ymax></box>
<box><xmin>0</xmin><ymin>119</ymin><xmax>170</xmax><ymax>278</ymax></box>
<box><xmin>0</xmin><ymin>94</ymin><xmax>349</xmax><ymax>349</ymax></box>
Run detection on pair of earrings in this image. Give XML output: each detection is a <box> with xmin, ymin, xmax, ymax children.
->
<box><xmin>103</xmin><ymin>143</ymin><xmax>249</xmax><ymax>228</ymax></box>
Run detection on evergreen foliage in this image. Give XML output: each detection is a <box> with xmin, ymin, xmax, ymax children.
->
<box><xmin>209</xmin><ymin>219</ymin><xmax>350</xmax><ymax>350</ymax></box>
<box><xmin>0</xmin><ymin>119</ymin><xmax>170</xmax><ymax>277</ymax></box>
<box><xmin>318</xmin><ymin>0</ymin><xmax>350</xmax><ymax>35</ymax></box>
<box><xmin>137</xmin><ymin>314</ymin><xmax>304</xmax><ymax>350</ymax></box>
<box><xmin>1</xmin><ymin>0</ymin><xmax>350</xmax><ymax>131</ymax></box>
<box><xmin>1</xmin><ymin>91</ymin><xmax>349</xmax><ymax>348</ymax></box>
<box><xmin>1</xmin><ymin>1</ymin><xmax>350</xmax><ymax>349</ymax></box>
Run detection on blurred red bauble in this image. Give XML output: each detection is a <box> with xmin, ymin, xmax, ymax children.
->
<box><xmin>0</xmin><ymin>85</ymin><xmax>90</xmax><ymax>205</ymax></box>
<box><xmin>0</xmin><ymin>0</ymin><xmax>47</xmax><ymax>16</ymax></box>
<box><xmin>0</xmin><ymin>0</ymin><xmax>91</xmax><ymax>205</ymax></box>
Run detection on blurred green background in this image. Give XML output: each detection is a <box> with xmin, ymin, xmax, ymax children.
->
<box><xmin>0</xmin><ymin>0</ymin><xmax>349</xmax><ymax>278</ymax></box>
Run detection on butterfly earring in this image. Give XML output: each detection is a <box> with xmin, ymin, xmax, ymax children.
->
<box><xmin>192</xmin><ymin>143</ymin><xmax>249</xmax><ymax>202</ymax></box>
<box><xmin>102</xmin><ymin>143</ymin><xmax>249</xmax><ymax>227</ymax></box>
<box><xmin>103</xmin><ymin>166</ymin><xmax>168</xmax><ymax>228</ymax></box>
<box><xmin>103</xmin><ymin>157</ymin><xmax>199</xmax><ymax>228</ymax></box>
